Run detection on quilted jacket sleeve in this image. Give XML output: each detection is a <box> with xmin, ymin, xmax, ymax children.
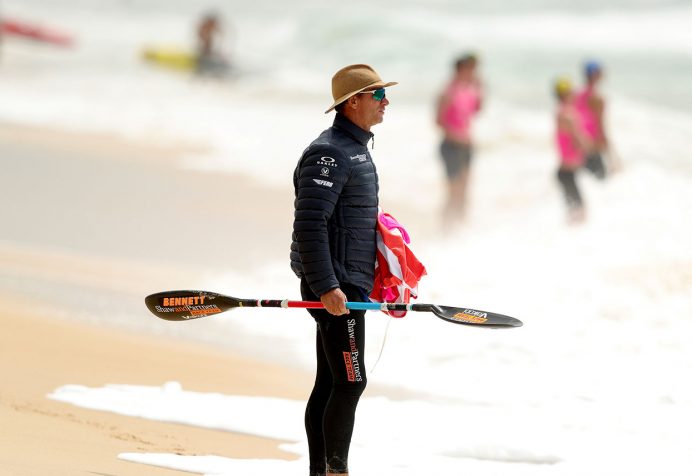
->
<box><xmin>293</xmin><ymin>145</ymin><xmax>351</xmax><ymax>296</ymax></box>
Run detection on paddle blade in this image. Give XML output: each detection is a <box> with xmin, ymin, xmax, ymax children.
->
<box><xmin>433</xmin><ymin>305</ymin><xmax>523</xmax><ymax>328</ymax></box>
<box><xmin>144</xmin><ymin>290</ymin><xmax>240</xmax><ymax>321</ymax></box>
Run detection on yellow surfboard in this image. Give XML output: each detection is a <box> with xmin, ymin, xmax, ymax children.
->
<box><xmin>141</xmin><ymin>46</ymin><xmax>197</xmax><ymax>71</ymax></box>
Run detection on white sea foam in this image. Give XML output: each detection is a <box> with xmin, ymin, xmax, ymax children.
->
<box><xmin>49</xmin><ymin>382</ymin><xmax>692</xmax><ymax>475</ymax></box>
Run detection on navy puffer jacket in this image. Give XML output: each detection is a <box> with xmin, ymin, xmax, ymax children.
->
<box><xmin>290</xmin><ymin>113</ymin><xmax>379</xmax><ymax>297</ymax></box>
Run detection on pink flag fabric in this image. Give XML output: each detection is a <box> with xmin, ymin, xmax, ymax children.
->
<box><xmin>370</xmin><ymin>211</ymin><xmax>427</xmax><ymax>317</ymax></box>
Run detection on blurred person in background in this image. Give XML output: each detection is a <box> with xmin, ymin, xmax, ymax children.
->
<box><xmin>435</xmin><ymin>53</ymin><xmax>484</xmax><ymax>229</ymax></box>
<box><xmin>574</xmin><ymin>59</ymin><xmax>621</xmax><ymax>177</ymax></box>
<box><xmin>195</xmin><ymin>10</ymin><xmax>230</xmax><ymax>77</ymax></box>
<box><xmin>290</xmin><ymin>64</ymin><xmax>397</xmax><ymax>476</ymax></box>
<box><xmin>554</xmin><ymin>77</ymin><xmax>591</xmax><ymax>224</ymax></box>
<box><xmin>0</xmin><ymin>5</ymin><xmax>4</xmax><ymax>61</ymax></box>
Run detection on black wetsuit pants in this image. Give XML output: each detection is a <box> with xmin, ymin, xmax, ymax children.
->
<box><xmin>301</xmin><ymin>279</ymin><xmax>368</xmax><ymax>476</ymax></box>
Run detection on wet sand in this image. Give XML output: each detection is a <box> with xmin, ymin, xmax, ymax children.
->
<box><xmin>0</xmin><ymin>123</ymin><xmax>313</xmax><ymax>475</ymax></box>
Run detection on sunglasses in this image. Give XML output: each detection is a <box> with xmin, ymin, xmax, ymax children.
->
<box><xmin>361</xmin><ymin>88</ymin><xmax>386</xmax><ymax>101</ymax></box>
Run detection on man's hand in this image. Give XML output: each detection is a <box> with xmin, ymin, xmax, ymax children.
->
<box><xmin>320</xmin><ymin>288</ymin><xmax>349</xmax><ymax>316</ymax></box>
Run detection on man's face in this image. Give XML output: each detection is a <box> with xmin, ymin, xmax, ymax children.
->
<box><xmin>356</xmin><ymin>89</ymin><xmax>389</xmax><ymax>129</ymax></box>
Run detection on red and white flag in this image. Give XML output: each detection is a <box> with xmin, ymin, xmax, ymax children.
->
<box><xmin>370</xmin><ymin>211</ymin><xmax>427</xmax><ymax>317</ymax></box>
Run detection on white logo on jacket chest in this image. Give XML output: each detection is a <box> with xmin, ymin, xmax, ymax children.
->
<box><xmin>317</xmin><ymin>157</ymin><xmax>337</xmax><ymax>168</ymax></box>
<box><xmin>350</xmin><ymin>153</ymin><xmax>367</xmax><ymax>162</ymax></box>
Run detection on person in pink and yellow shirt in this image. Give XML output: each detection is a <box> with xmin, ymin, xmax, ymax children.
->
<box><xmin>435</xmin><ymin>53</ymin><xmax>483</xmax><ymax>226</ymax></box>
<box><xmin>554</xmin><ymin>77</ymin><xmax>591</xmax><ymax>224</ymax></box>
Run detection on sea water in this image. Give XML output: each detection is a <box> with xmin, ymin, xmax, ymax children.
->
<box><xmin>3</xmin><ymin>0</ymin><xmax>692</xmax><ymax>474</ymax></box>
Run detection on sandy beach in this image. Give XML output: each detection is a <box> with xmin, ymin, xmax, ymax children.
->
<box><xmin>0</xmin><ymin>301</ymin><xmax>312</xmax><ymax>475</ymax></box>
<box><xmin>0</xmin><ymin>123</ymin><xmax>314</xmax><ymax>475</ymax></box>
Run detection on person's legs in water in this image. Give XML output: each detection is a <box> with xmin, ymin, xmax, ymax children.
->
<box><xmin>557</xmin><ymin>167</ymin><xmax>585</xmax><ymax>223</ymax></box>
<box><xmin>440</xmin><ymin>139</ymin><xmax>472</xmax><ymax>228</ymax></box>
<box><xmin>584</xmin><ymin>151</ymin><xmax>606</xmax><ymax>180</ymax></box>
<box><xmin>302</xmin><ymin>280</ymin><xmax>368</xmax><ymax>476</ymax></box>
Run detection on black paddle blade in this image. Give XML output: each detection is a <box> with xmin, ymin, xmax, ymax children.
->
<box><xmin>432</xmin><ymin>305</ymin><xmax>523</xmax><ymax>328</ymax></box>
<box><xmin>144</xmin><ymin>290</ymin><xmax>242</xmax><ymax>321</ymax></box>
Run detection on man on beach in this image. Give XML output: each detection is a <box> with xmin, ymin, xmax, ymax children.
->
<box><xmin>290</xmin><ymin>64</ymin><xmax>396</xmax><ymax>476</ymax></box>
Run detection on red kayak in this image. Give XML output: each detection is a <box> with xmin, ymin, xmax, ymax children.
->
<box><xmin>1</xmin><ymin>19</ymin><xmax>74</xmax><ymax>47</ymax></box>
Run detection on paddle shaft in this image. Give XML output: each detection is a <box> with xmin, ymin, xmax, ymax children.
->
<box><xmin>253</xmin><ymin>300</ymin><xmax>421</xmax><ymax>312</ymax></box>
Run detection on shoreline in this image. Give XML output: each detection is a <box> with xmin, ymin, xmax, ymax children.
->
<box><xmin>0</xmin><ymin>122</ymin><xmax>311</xmax><ymax>475</ymax></box>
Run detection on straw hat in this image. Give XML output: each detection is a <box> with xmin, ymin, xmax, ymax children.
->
<box><xmin>325</xmin><ymin>64</ymin><xmax>398</xmax><ymax>114</ymax></box>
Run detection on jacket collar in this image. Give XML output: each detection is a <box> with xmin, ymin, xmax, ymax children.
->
<box><xmin>333</xmin><ymin>113</ymin><xmax>374</xmax><ymax>147</ymax></box>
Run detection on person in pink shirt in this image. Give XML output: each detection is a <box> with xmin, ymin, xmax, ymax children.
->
<box><xmin>554</xmin><ymin>77</ymin><xmax>591</xmax><ymax>223</ymax></box>
<box><xmin>435</xmin><ymin>53</ymin><xmax>483</xmax><ymax>227</ymax></box>
<box><xmin>574</xmin><ymin>60</ymin><xmax>620</xmax><ymax>178</ymax></box>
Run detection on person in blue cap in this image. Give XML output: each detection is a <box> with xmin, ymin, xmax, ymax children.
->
<box><xmin>574</xmin><ymin>60</ymin><xmax>621</xmax><ymax>177</ymax></box>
